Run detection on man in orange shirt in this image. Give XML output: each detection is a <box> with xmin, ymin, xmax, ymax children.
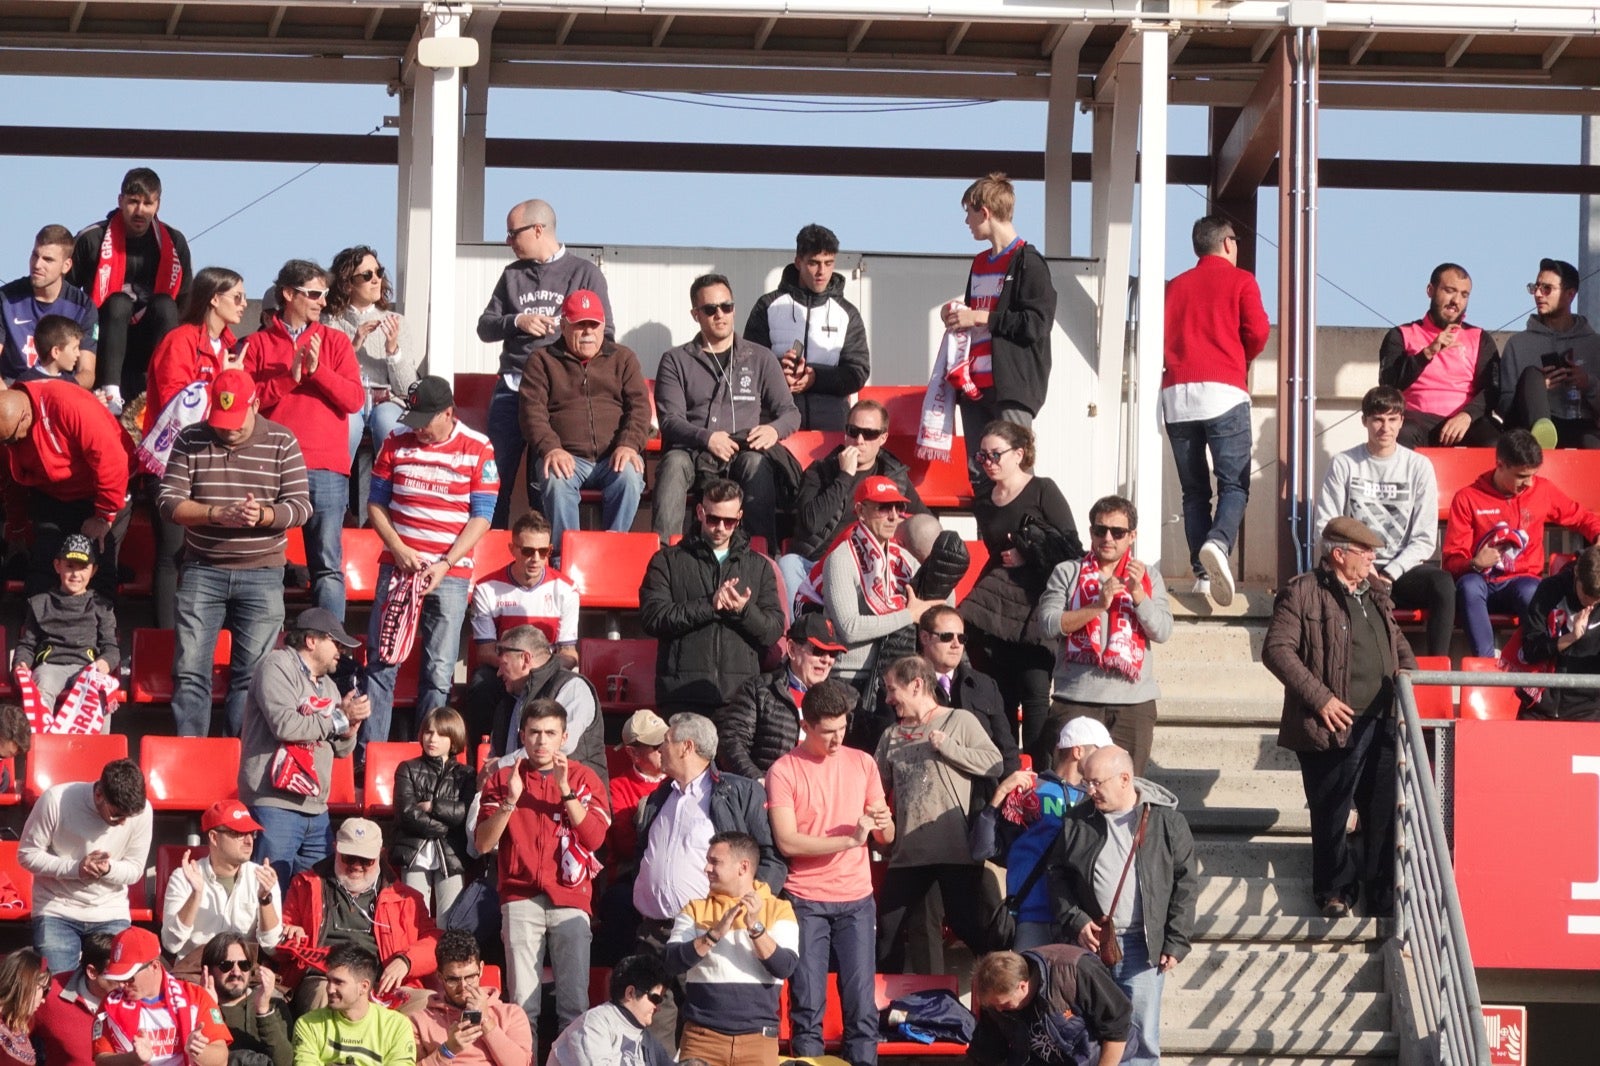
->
<box><xmin>90</xmin><ymin>927</ymin><xmax>231</xmax><ymax>1066</ymax></box>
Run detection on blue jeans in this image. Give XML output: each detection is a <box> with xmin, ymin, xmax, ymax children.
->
<box><xmin>1166</xmin><ymin>402</ymin><xmax>1252</xmax><ymax>576</ymax></box>
<box><xmin>363</xmin><ymin>565</ymin><xmax>470</xmax><ymax>763</ymax></box>
<box><xmin>1109</xmin><ymin>928</ymin><xmax>1164</xmax><ymax>1065</ymax></box>
<box><xmin>250</xmin><ymin>804</ymin><xmax>332</xmax><ymax>885</ymax></box>
<box><xmin>34</xmin><ymin>915</ymin><xmax>128</xmax><ymax>974</ymax></box>
<box><xmin>1456</xmin><ymin>572</ymin><xmax>1539</xmax><ymax>658</ymax></box>
<box><xmin>487</xmin><ymin>382</ymin><xmax>527</xmax><ymax>529</ymax></box>
<box><xmin>173</xmin><ymin>564</ymin><xmax>287</xmax><ymax>736</ymax></box>
<box><xmin>304</xmin><ymin>470</ymin><xmax>349</xmax><ymax>620</ymax></box>
<box><xmin>789</xmin><ymin>895</ymin><xmax>877</xmax><ymax>1065</ymax></box>
<box><xmin>534</xmin><ymin>454</ymin><xmax>645</xmax><ymax>556</ymax></box>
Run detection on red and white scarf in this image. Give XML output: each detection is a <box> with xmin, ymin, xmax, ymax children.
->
<box><xmin>1061</xmin><ymin>554</ymin><xmax>1152</xmax><ymax>682</ymax></box>
<box><xmin>846</xmin><ymin>520</ymin><xmax>917</xmax><ymax>616</ymax></box>
<box><xmin>92</xmin><ymin>211</ymin><xmax>184</xmax><ymax>308</ymax></box>
<box><xmin>97</xmin><ymin>971</ymin><xmax>198</xmax><ymax>1061</ymax></box>
<box><xmin>12</xmin><ymin>664</ymin><xmax>120</xmax><ymax>735</ymax></box>
<box><xmin>917</xmin><ymin>320</ymin><xmax>981</xmax><ymax>461</ymax></box>
<box><xmin>376</xmin><ymin>568</ymin><xmax>430</xmax><ymax>664</ymax></box>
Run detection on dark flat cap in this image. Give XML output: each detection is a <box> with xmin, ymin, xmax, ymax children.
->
<box><xmin>1322</xmin><ymin>516</ymin><xmax>1384</xmax><ymax>549</ymax></box>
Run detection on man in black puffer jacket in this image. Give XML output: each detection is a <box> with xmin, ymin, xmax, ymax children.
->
<box><xmin>639</xmin><ymin>479</ymin><xmax>786</xmax><ymax>715</ymax></box>
<box><xmin>717</xmin><ymin>614</ymin><xmax>847</xmax><ymax>781</ymax></box>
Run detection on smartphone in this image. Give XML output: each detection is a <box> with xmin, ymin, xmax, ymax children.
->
<box><xmin>462</xmin><ymin>1010</ymin><xmax>483</xmax><ymax>1026</ymax></box>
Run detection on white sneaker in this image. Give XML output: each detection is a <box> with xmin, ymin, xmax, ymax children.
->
<box><xmin>1191</xmin><ymin>577</ymin><xmax>1211</xmax><ymax>599</ymax></box>
<box><xmin>1199</xmin><ymin>540</ymin><xmax>1236</xmax><ymax>607</ymax></box>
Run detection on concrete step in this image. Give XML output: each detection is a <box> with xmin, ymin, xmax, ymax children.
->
<box><xmin>1160</xmin><ymin>660</ymin><xmax>1281</xmax><ymax>695</ymax></box>
<box><xmin>1194</xmin><ymin>834</ymin><xmax>1312</xmax><ymax>879</ymax></box>
<box><xmin>1160</xmin><ymin>696</ymin><xmax>1283</xmax><ymax>727</ymax></box>
<box><xmin>1197</xmin><ymin>874</ymin><xmax>1318</xmax><ymax>916</ymax></box>
<box><xmin>1148</xmin><ymin>768</ymin><xmax>1309</xmax><ymax>833</ymax></box>
<box><xmin>1173</xmin><ymin>947</ymin><xmax>1384</xmax><ymax>993</ymax></box>
<box><xmin>1193</xmin><ymin>914</ymin><xmax>1391</xmax><ymax>944</ymax></box>
<box><xmin>1160</xmin><ymin>619</ymin><xmax>1270</xmax><ymax>660</ymax></box>
<box><xmin>1153</xmin><ymin>726</ymin><xmax>1302</xmax><ymax>774</ymax></box>
<box><xmin>1163</xmin><ymin>989</ymin><xmax>1391</xmax><ymax>1031</ymax></box>
<box><xmin>1162</xmin><ymin>1030</ymin><xmax>1400</xmax><ymax>1057</ymax></box>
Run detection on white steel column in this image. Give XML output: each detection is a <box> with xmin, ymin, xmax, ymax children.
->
<box><xmin>396</xmin><ymin>62</ymin><xmax>434</xmax><ymax>364</ymax></box>
<box><xmin>425</xmin><ymin>4</ymin><xmax>466</xmax><ymax>379</ymax></box>
<box><xmin>1043</xmin><ymin>25</ymin><xmax>1090</xmax><ymax>256</ymax></box>
<box><xmin>1582</xmin><ymin>116</ymin><xmax>1600</xmax><ymax>314</ymax></box>
<box><xmin>1133</xmin><ymin>29</ymin><xmax>1168</xmax><ymax>566</ymax></box>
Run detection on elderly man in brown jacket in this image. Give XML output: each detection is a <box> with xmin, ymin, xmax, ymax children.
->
<box><xmin>517</xmin><ymin>288</ymin><xmax>651</xmax><ymax>560</ymax></box>
<box><xmin>1263</xmin><ymin>516</ymin><xmax>1415</xmax><ymax>920</ymax></box>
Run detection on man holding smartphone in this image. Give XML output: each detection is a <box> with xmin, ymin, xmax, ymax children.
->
<box><xmin>412</xmin><ymin>930</ymin><xmax>532</xmax><ymax>1066</ymax></box>
<box><xmin>1496</xmin><ymin>257</ymin><xmax>1600</xmax><ymax>449</ymax></box>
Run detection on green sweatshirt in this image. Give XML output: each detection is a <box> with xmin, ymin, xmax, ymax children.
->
<box><xmin>292</xmin><ymin>1003</ymin><xmax>417</xmax><ymax>1066</ymax></box>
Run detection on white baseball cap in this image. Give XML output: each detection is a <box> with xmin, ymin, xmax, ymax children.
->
<box><xmin>1057</xmin><ymin>717</ymin><xmax>1114</xmax><ymax>750</ymax></box>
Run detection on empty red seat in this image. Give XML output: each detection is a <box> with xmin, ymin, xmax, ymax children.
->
<box><xmin>342</xmin><ymin>529</ymin><xmax>387</xmax><ymax>603</ymax></box>
<box><xmin>1410</xmin><ymin>655</ymin><xmax>1454</xmax><ymax>719</ymax></box>
<box><xmin>141</xmin><ymin>736</ymin><xmax>242</xmax><ymax>812</ymax></box>
<box><xmin>857</xmin><ymin>386</ymin><xmax>927</xmax><ymax>430</ymax></box>
<box><xmin>0</xmin><ymin>842</ymin><xmax>31</xmax><ymax>920</ymax></box>
<box><xmin>781</xmin><ymin>431</ymin><xmax>845</xmax><ymax>469</ymax></box>
<box><xmin>873</xmin><ymin>974</ymin><xmax>967</xmax><ymax>1055</ymax></box>
<box><xmin>561</xmin><ymin>532</ymin><xmax>659</xmax><ymax>610</ymax></box>
<box><xmin>1460</xmin><ymin>684</ymin><xmax>1520</xmax><ymax>721</ymax></box>
<box><xmin>897</xmin><ymin>440</ymin><xmax>974</xmax><ymax>509</ymax></box>
<box><xmin>1537</xmin><ymin>450</ymin><xmax>1600</xmax><ymax>513</ymax></box>
<box><xmin>453</xmin><ymin>373</ymin><xmax>497</xmax><ymax>436</ymax></box>
<box><xmin>954</xmin><ymin>540</ymin><xmax>989</xmax><ymax>604</ymax></box>
<box><xmin>362</xmin><ymin>741</ymin><xmax>421</xmax><ymax>818</ymax></box>
<box><xmin>352</xmin><ymin>638</ymin><xmax>420</xmax><ymax>709</ymax></box>
<box><xmin>1460</xmin><ymin>656</ymin><xmax>1508</xmax><ymax>673</ymax></box>
<box><xmin>1417</xmin><ymin>447</ymin><xmax>1494</xmax><ymax>521</ymax></box>
<box><xmin>131</xmin><ymin>628</ymin><xmax>232</xmax><ymax>704</ymax></box>
<box><xmin>578</xmin><ymin>638</ymin><xmax>658</xmax><ymax>716</ymax></box>
<box><xmin>286</xmin><ymin>527</ymin><xmax>308</xmax><ymax>568</ymax></box>
<box><xmin>24</xmin><ymin>733</ymin><xmax>129</xmax><ymax>805</ymax></box>
<box><xmin>328</xmin><ymin>757</ymin><xmax>361</xmax><ymax>816</ymax></box>
<box><xmin>471</xmin><ymin>529</ymin><xmax>515</xmax><ymax>586</ymax></box>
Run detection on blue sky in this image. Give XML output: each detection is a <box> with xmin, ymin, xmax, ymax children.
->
<box><xmin>0</xmin><ymin>74</ymin><xmax>1578</xmax><ymax>331</ymax></box>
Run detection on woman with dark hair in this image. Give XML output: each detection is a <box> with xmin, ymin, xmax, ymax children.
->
<box><xmin>324</xmin><ymin>246</ymin><xmax>420</xmax><ymax>464</ymax></box>
<box><xmin>0</xmin><ymin>948</ymin><xmax>48</xmax><ymax>1066</ymax></box>
<box><xmin>141</xmin><ymin>265</ymin><xmax>248</xmax><ymax>626</ymax></box>
<box><xmin>961</xmin><ymin>420</ymin><xmax>1081</xmax><ymax>762</ymax></box>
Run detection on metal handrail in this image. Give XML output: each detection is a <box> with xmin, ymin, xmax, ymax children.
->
<box><xmin>1393</xmin><ymin>672</ymin><xmax>1489</xmax><ymax>1065</ymax></box>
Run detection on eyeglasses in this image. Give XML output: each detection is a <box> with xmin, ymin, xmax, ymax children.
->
<box><xmin>215</xmin><ymin>827</ymin><xmax>257</xmax><ymax>839</ymax></box>
<box><xmin>353</xmin><ymin>267</ymin><xmax>386</xmax><ymax>283</ymax></box>
<box><xmin>295</xmin><ymin>287</ymin><xmax>329</xmax><ymax>301</ymax></box>
<box><xmin>213</xmin><ymin>959</ymin><xmax>252</xmax><ymax>973</ymax></box>
<box><xmin>645</xmin><ymin>990</ymin><xmax>667</xmax><ymax>1005</ymax></box>
<box><xmin>507</xmin><ymin>222</ymin><xmax>541</xmax><ymax>239</ymax></box>
<box><xmin>702</xmin><ymin>512</ymin><xmax>742</xmax><ymax>529</ymax></box>
<box><xmin>1089</xmin><ymin>524</ymin><xmax>1132</xmax><ymax>540</ymax></box>
<box><xmin>696</xmin><ymin>301</ymin><xmax>736</xmax><ymax>317</ymax></box>
<box><xmin>845</xmin><ymin>425</ymin><xmax>886</xmax><ymax>441</ymax></box>
<box><xmin>516</xmin><ymin>545</ymin><xmax>553</xmax><ymax>559</ymax></box>
<box><xmin>337</xmin><ymin>853</ymin><xmax>376</xmax><ymax>868</ymax></box>
<box><xmin>871</xmin><ymin>501</ymin><xmax>909</xmax><ymax>516</ymax></box>
<box><xmin>496</xmin><ymin>645</ymin><xmax>533</xmax><ymax>659</ymax></box>
<box><xmin>1333</xmin><ymin>542</ymin><xmax>1378</xmax><ymax>557</ymax></box>
<box><xmin>221</xmin><ymin>291</ymin><xmax>248</xmax><ymax>306</ymax></box>
<box><xmin>1528</xmin><ymin>282</ymin><xmax>1561</xmax><ymax>296</ymax></box>
<box><xmin>924</xmin><ymin>630</ymin><xmax>966</xmax><ymax>645</ymax></box>
<box><xmin>975</xmin><ymin>447</ymin><xmax>1014</xmax><ymax>465</ymax></box>
<box><xmin>441</xmin><ymin>970</ymin><xmax>482</xmax><ymax>986</ymax></box>
<box><xmin>1082</xmin><ymin>775</ymin><xmax>1115</xmax><ymax>792</ymax></box>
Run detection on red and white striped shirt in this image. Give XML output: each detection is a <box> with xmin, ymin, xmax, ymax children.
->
<box><xmin>470</xmin><ymin>567</ymin><xmax>580</xmax><ymax>647</ymax></box>
<box><xmin>965</xmin><ymin>237</ymin><xmax>1024</xmax><ymax>393</ymax></box>
<box><xmin>371</xmin><ymin>422</ymin><xmax>499</xmax><ymax>573</ymax></box>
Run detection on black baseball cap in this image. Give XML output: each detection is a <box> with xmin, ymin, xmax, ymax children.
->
<box><xmin>401</xmin><ymin>376</ymin><xmax>455</xmax><ymax>429</ymax></box>
<box><xmin>292</xmin><ymin>608</ymin><xmax>361</xmax><ymax>649</ymax></box>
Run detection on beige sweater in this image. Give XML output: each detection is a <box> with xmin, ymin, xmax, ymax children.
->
<box><xmin>18</xmin><ymin>782</ymin><xmax>152</xmax><ymax>921</ymax></box>
<box><xmin>874</xmin><ymin>706</ymin><xmax>1002</xmax><ymax>868</ymax></box>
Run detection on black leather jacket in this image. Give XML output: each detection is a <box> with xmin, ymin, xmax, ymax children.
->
<box><xmin>391</xmin><ymin>754</ymin><xmax>477</xmax><ymax>876</ymax></box>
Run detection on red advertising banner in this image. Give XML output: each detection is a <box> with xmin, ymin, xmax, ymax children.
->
<box><xmin>1456</xmin><ymin>720</ymin><xmax>1600</xmax><ymax>969</ymax></box>
<box><xmin>1482</xmin><ymin>1005</ymin><xmax>1527</xmax><ymax>1066</ymax></box>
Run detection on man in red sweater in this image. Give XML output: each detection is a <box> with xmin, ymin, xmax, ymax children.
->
<box><xmin>475</xmin><ymin>698</ymin><xmax>611</xmax><ymax>1036</ymax></box>
<box><xmin>32</xmin><ymin>931</ymin><xmax>118</xmax><ymax>1066</ymax></box>
<box><xmin>1443</xmin><ymin>428</ymin><xmax>1600</xmax><ymax>657</ymax></box>
<box><xmin>1162</xmin><ymin>216</ymin><xmax>1270</xmax><ymax>607</ymax></box>
<box><xmin>245</xmin><ymin>259</ymin><xmax>364</xmax><ymax>622</ymax></box>
<box><xmin>0</xmin><ymin>378</ymin><xmax>134</xmax><ymax>599</ymax></box>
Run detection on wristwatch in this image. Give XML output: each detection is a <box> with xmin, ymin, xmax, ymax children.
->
<box><xmin>747</xmin><ymin>921</ymin><xmax>767</xmax><ymax>939</ymax></box>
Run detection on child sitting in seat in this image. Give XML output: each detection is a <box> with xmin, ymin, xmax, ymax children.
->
<box><xmin>12</xmin><ymin>314</ymin><xmax>87</xmax><ymax>385</ymax></box>
<box><xmin>13</xmin><ymin>534</ymin><xmax>120</xmax><ymax>717</ymax></box>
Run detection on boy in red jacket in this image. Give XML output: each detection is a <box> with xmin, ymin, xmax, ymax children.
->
<box><xmin>1442</xmin><ymin>428</ymin><xmax>1600</xmax><ymax>656</ymax></box>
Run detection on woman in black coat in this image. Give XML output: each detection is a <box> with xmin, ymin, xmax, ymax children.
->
<box><xmin>392</xmin><ymin>707</ymin><xmax>477</xmax><ymax>917</ymax></box>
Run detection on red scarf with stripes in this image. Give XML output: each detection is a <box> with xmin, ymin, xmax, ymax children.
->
<box><xmin>92</xmin><ymin>212</ymin><xmax>183</xmax><ymax>308</ymax></box>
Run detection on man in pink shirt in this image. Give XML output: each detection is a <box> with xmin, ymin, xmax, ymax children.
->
<box><xmin>766</xmin><ymin>679</ymin><xmax>894</xmax><ymax>1065</ymax></box>
<box><xmin>1378</xmin><ymin>262</ymin><xmax>1503</xmax><ymax>449</ymax></box>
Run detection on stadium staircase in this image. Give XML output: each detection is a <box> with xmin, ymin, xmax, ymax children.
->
<box><xmin>1150</xmin><ymin>603</ymin><xmax>1400</xmax><ymax>1066</ymax></box>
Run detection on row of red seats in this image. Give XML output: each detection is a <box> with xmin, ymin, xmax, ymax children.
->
<box><xmin>1417</xmin><ymin>447</ymin><xmax>1600</xmax><ymax>520</ymax></box>
<box><xmin>1411</xmin><ymin>655</ymin><xmax>1524</xmax><ymax>721</ymax></box>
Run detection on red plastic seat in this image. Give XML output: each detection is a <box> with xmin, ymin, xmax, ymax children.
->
<box><xmin>481</xmin><ymin>963</ymin><xmax>502</xmax><ymax>993</ymax></box>
<box><xmin>1410</xmin><ymin>655</ymin><xmax>1454</xmax><ymax>719</ymax></box>
<box><xmin>561</xmin><ymin>531</ymin><xmax>659</xmax><ymax>610</ymax></box>
<box><xmin>1417</xmin><ymin>447</ymin><xmax>1495</xmax><ymax>521</ymax></box>
<box><xmin>0</xmin><ymin>629</ymin><xmax>10</xmax><ymax>697</ymax></box>
<box><xmin>24</xmin><ymin>733</ymin><xmax>129</xmax><ymax>805</ymax></box>
<box><xmin>362</xmin><ymin>741</ymin><xmax>421</xmax><ymax>817</ymax></box>
<box><xmin>1460</xmin><ymin>684</ymin><xmax>1520</xmax><ymax>721</ymax></box>
<box><xmin>131</xmin><ymin>627</ymin><xmax>233</xmax><ymax>704</ymax></box>
<box><xmin>1460</xmin><ymin>656</ymin><xmax>1508</xmax><ymax>673</ymax></box>
<box><xmin>857</xmin><ymin>386</ymin><xmax>928</xmax><ymax>431</ymax></box>
<box><xmin>0</xmin><ymin>759</ymin><xmax>17</xmax><ymax>807</ymax></box>
<box><xmin>453</xmin><ymin>373</ymin><xmax>497</xmax><ymax>436</ymax></box>
<box><xmin>141</xmin><ymin>736</ymin><xmax>241</xmax><ymax>812</ymax></box>
<box><xmin>1549</xmin><ymin>551</ymin><xmax>1577</xmax><ymax>575</ymax></box>
<box><xmin>781</xmin><ymin>431</ymin><xmax>845</xmax><ymax>469</ymax></box>
<box><xmin>342</xmin><ymin>528</ymin><xmax>387</xmax><ymax>603</ymax></box>
<box><xmin>954</xmin><ymin>540</ymin><xmax>989</xmax><ymax>604</ymax></box>
<box><xmin>577</xmin><ymin>638</ymin><xmax>658</xmax><ymax>716</ymax></box>
<box><xmin>328</xmin><ymin>757</ymin><xmax>361</xmax><ymax>816</ymax></box>
<box><xmin>285</xmin><ymin>527</ymin><xmax>308</xmax><ymax>568</ymax></box>
<box><xmin>0</xmin><ymin>842</ymin><xmax>32</xmax><ymax>920</ymax></box>
<box><xmin>897</xmin><ymin>439</ymin><xmax>975</xmax><ymax>509</ymax></box>
<box><xmin>1538</xmin><ymin>450</ymin><xmax>1600</xmax><ymax>513</ymax></box>
<box><xmin>352</xmin><ymin>637</ymin><xmax>420</xmax><ymax>709</ymax></box>
<box><xmin>471</xmin><ymin>529</ymin><xmax>515</xmax><ymax>586</ymax></box>
<box><xmin>873</xmin><ymin>974</ymin><xmax>967</xmax><ymax>1055</ymax></box>
<box><xmin>154</xmin><ymin>843</ymin><xmax>211</xmax><ymax>910</ymax></box>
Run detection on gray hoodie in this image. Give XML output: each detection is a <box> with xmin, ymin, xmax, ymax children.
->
<box><xmin>1496</xmin><ymin>314</ymin><xmax>1600</xmax><ymax>422</ymax></box>
<box><xmin>654</xmin><ymin>334</ymin><xmax>800</xmax><ymax>451</ymax></box>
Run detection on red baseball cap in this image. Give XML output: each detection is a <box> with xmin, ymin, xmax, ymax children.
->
<box><xmin>561</xmin><ymin>289</ymin><xmax>605</xmax><ymax>325</ymax></box>
<box><xmin>202</xmin><ymin>799</ymin><xmax>265</xmax><ymax>835</ymax></box>
<box><xmin>854</xmin><ymin>475</ymin><xmax>910</xmax><ymax>507</ymax></box>
<box><xmin>104</xmin><ymin>927</ymin><xmax>162</xmax><ymax>981</ymax></box>
<box><xmin>208</xmin><ymin>369</ymin><xmax>257</xmax><ymax>431</ymax></box>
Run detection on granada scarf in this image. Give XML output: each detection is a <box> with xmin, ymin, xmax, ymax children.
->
<box><xmin>91</xmin><ymin>211</ymin><xmax>184</xmax><ymax>308</ymax></box>
<box><xmin>1472</xmin><ymin>522</ymin><xmax>1529</xmax><ymax>579</ymax></box>
<box><xmin>1061</xmin><ymin>554</ymin><xmax>1153</xmax><ymax>683</ymax></box>
<box><xmin>377</xmin><ymin>569</ymin><xmax>430</xmax><ymax>664</ymax></box>
<box><xmin>847</xmin><ymin>520</ymin><xmax>916</xmax><ymax>616</ymax></box>
<box><xmin>99</xmin><ymin>971</ymin><xmax>198</xmax><ymax>1060</ymax></box>
<box><xmin>12</xmin><ymin>663</ymin><xmax>120</xmax><ymax>734</ymax></box>
<box><xmin>917</xmin><ymin>319</ymin><xmax>980</xmax><ymax>461</ymax></box>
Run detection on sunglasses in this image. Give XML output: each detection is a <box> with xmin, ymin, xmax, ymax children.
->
<box><xmin>338</xmin><ymin>854</ymin><xmax>376</xmax><ymax>868</ymax></box>
<box><xmin>702</xmin><ymin>513</ymin><xmax>741</xmax><ymax>529</ymax></box>
<box><xmin>1528</xmin><ymin>282</ymin><xmax>1561</xmax><ymax>296</ymax></box>
<box><xmin>646</xmin><ymin>990</ymin><xmax>667</xmax><ymax>1005</ymax></box>
<box><xmin>1090</xmin><ymin>524</ymin><xmax>1132</xmax><ymax>540</ymax></box>
<box><xmin>924</xmin><ymin>630</ymin><xmax>966</xmax><ymax>645</ymax></box>
<box><xmin>845</xmin><ymin>425</ymin><xmax>886</xmax><ymax>441</ymax></box>
<box><xmin>507</xmin><ymin>221</ymin><xmax>541</xmax><ymax>239</ymax></box>
<box><xmin>976</xmin><ymin>447</ymin><xmax>1014</xmax><ymax>465</ymax></box>
<box><xmin>295</xmin><ymin>287</ymin><xmax>329</xmax><ymax>301</ymax></box>
<box><xmin>696</xmin><ymin>301</ymin><xmax>736</xmax><ymax>317</ymax></box>
<box><xmin>353</xmin><ymin>267</ymin><xmax>386</xmax><ymax>283</ymax></box>
<box><xmin>870</xmin><ymin>501</ymin><xmax>909</xmax><ymax>516</ymax></box>
<box><xmin>516</xmin><ymin>545</ymin><xmax>553</xmax><ymax>559</ymax></box>
<box><xmin>213</xmin><ymin>959</ymin><xmax>252</xmax><ymax>973</ymax></box>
